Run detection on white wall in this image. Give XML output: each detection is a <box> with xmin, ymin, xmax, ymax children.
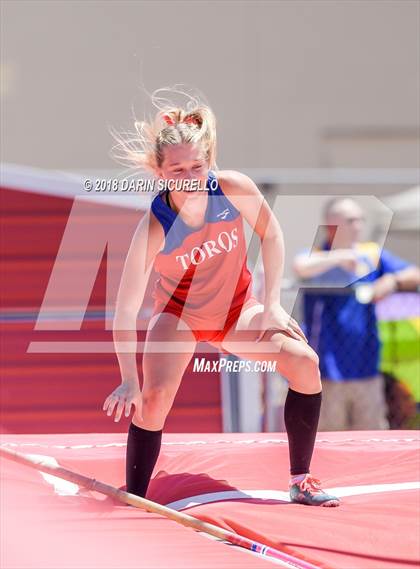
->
<box><xmin>1</xmin><ymin>0</ymin><xmax>418</xmax><ymax>172</ymax></box>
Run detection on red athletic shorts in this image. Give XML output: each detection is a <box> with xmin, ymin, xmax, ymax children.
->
<box><xmin>151</xmin><ymin>295</ymin><xmax>261</xmax><ymax>346</ymax></box>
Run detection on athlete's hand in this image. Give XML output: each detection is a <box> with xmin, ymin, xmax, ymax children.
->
<box><xmin>102</xmin><ymin>381</ymin><xmax>143</xmax><ymax>423</ymax></box>
<box><xmin>255</xmin><ymin>303</ymin><xmax>308</xmax><ymax>343</ymax></box>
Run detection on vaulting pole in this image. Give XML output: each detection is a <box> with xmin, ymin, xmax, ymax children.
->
<box><xmin>0</xmin><ymin>445</ymin><xmax>325</xmax><ymax>569</ymax></box>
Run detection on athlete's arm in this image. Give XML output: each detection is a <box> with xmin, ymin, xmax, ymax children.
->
<box><xmin>112</xmin><ymin>210</ymin><xmax>164</xmax><ymax>384</ymax></box>
<box><xmin>218</xmin><ymin>170</ymin><xmax>284</xmax><ymax>306</ymax></box>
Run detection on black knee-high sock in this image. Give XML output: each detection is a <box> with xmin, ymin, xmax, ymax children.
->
<box><xmin>284</xmin><ymin>387</ymin><xmax>322</xmax><ymax>476</ymax></box>
<box><xmin>126</xmin><ymin>422</ymin><xmax>163</xmax><ymax>497</ymax></box>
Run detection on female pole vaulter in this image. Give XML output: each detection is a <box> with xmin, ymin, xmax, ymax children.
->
<box><xmin>103</xmin><ymin>87</ymin><xmax>340</xmax><ymax>507</ymax></box>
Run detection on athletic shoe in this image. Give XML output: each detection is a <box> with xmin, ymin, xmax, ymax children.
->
<box><xmin>289</xmin><ymin>474</ymin><xmax>340</xmax><ymax>507</ymax></box>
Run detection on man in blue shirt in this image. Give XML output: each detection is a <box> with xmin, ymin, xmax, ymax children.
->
<box><xmin>293</xmin><ymin>197</ymin><xmax>419</xmax><ymax>431</ymax></box>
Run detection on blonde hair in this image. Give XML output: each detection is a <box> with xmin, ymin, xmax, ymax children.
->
<box><xmin>109</xmin><ymin>85</ymin><xmax>218</xmax><ymax>176</ymax></box>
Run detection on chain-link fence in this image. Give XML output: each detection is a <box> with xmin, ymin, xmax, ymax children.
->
<box><xmin>254</xmin><ymin>287</ymin><xmax>420</xmax><ymax>432</ymax></box>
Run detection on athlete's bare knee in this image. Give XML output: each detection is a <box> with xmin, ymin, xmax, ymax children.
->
<box><xmin>142</xmin><ymin>386</ymin><xmax>171</xmax><ymax>412</ymax></box>
<box><xmin>134</xmin><ymin>387</ymin><xmax>171</xmax><ymax>429</ymax></box>
<box><xmin>304</xmin><ymin>347</ymin><xmax>320</xmax><ymax>372</ymax></box>
<box><xmin>281</xmin><ymin>345</ymin><xmax>321</xmax><ymax>393</ymax></box>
